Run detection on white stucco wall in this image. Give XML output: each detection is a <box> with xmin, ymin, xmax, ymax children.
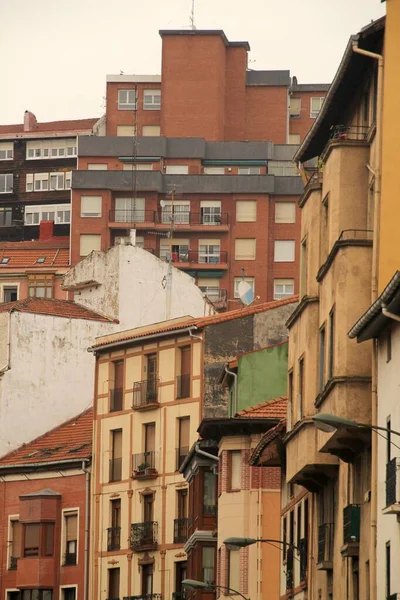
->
<box><xmin>64</xmin><ymin>245</ymin><xmax>213</xmax><ymax>329</ymax></box>
<box><xmin>0</xmin><ymin>312</ymin><xmax>114</xmax><ymax>457</ymax></box>
<box><xmin>377</xmin><ymin>320</ymin><xmax>400</xmax><ymax>599</ymax></box>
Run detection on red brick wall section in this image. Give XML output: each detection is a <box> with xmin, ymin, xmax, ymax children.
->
<box><xmin>241</xmin><ymin>449</ymin><xmax>250</xmax><ymax>491</ymax></box>
<box><xmin>245</xmin><ymin>87</ymin><xmax>288</xmax><ymax>143</ymax></box>
<box><xmin>219</xmin><ymin>450</ymin><xmax>228</xmax><ymax>495</ymax></box>
<box><xmin>262</xmin><ymin>466</ymin><xmax>281</xmax><ymax>489</ymax></box>
<box><xmin>106</xmin><ymin>82</ymin><xmax>161</xmax><ymax>136</ymax></box>
<box><xmin>289</xmin><ymin>90</ymin><xmax>328</xmax><ymax>142</ymax></box>
<box><xmin>220</xmin><ymin>544</ymin><xmax>228</xmax><ymax>592</ymax></box>
<box><xmin>161</xmin><ymin>35</ymin><xmax>227</xmax><ymax>140</ymax></box>
<box><xmin>239</xmin><ymin>547</ymin><xmax>249</xmax><ymax>595</ymax></box>
<box><xmin>224</xmin><ymin>47</ymin><xmax>247</xmax><ymax>141</ymax></box>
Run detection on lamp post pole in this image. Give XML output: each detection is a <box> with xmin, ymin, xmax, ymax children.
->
<box><xmin>182</xmin><ymin>580</ymin><xmax>248</xmax><ymax>600</ymax></box>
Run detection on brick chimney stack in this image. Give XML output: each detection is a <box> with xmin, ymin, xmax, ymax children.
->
<box><xmin>23</xmin><ymin>110</ymin><xmax>37</xmax><ymax>132</ymax></box>
<box><xmin>39</xmin><ymin>221</ymin><xmax>54</xmax><ymax>241</ymax></box>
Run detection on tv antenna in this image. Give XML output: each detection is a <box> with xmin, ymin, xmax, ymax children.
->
<box><xmin>190</xmin><ymin>0</ymin><xmax>197</xmax><ymax>30</ymax></box>
<box><xmin>237</xmin><ymin>268</ymin><xmax>255</xmax><ymax>306</ymax></box>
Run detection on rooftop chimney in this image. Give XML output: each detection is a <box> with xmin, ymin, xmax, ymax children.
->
<box><xmin>39</xmin><ymin>220</ymin><xmax>54</xmax><ymax>241</ymax></box>
<box><xmin>24</xmin><ymin>110</ymin><xmax>37</xmax><ymax>132</ymax></box>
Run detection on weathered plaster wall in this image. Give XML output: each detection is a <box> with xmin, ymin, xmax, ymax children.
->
<box><xmin>253</xmin><ymin>302</ymin><xmax>295</xmax><ymax>348</ymax></box>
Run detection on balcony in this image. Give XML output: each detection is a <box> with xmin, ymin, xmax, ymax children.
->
<box><xmin>200</xmin><ymin>287</ymin><xmax>227</xmax><ymax>307</ymax></box>
<box><xmin>156</xmin><ymin>250</ymin><xmax>228</xmax><ymax>270</ymax></box>
<box><xmin>384</xmin><ymin>457</ymin><xmax>400</xmax><ymax>514</ymax></box>
<box><xmin>133</xmin><ymin>379</ymin><xmax>160</xmax><ymax>410</ymax></box>
<box><xmin>176</xmin><ymin>447</ymin><xmax>189</xmax><ymax>471</ymax></box>
<box><xmin>299</xmin><ymin>537</ymin><xmax>307</xmax><ymax>583</ymax></box>
<box><xmin>108</xmin><ymin>209</ymin><xmax>230</xmax><ymax>232</ymax></box>
<box><xmin>176</xmin><ymin>374</ymin><xmax>190</xmax><ymax>399</ymax></box>
<box><xmin>285</xmin><ymin>547</ymin><xmax>294</xmax><ymax>591</ymax></box>
<box><xmin>132</xmin><ymin>451</ymin><xmax>158</xmax><ymax>479</ymax></box>
<box><xmin>329</xmin><ymin>124</ymin><xmax>369</xmax><ymax>143</ymax></box>
<box><xmin>110</xmin><ymin>388</ymin><xmax>123</xmax><ymax>412</ymax></box>
<box><xmin>341</xmin><ymin>504</ymin><xmax>360</xmax><ymax>557</ymax></box>
<box><xmin>109</xmin><ymin>209</ymin><xmax>156</xmax><ymax>228</ymax></box>
<box><xmin>109</xmin><ymin>457</ymin><xmax>122</xmax><ymax>482</ymax></box>
<box><xmin>9</xmin><ymin>556</ymin><xmax>18</xmax><ymax>569</ymax></box>
<box><xmin>63</xmin><ymin>551</ymin><xmax>77</xmax><ymax>566</ymax></box>
<box><xmin>107</xmin><ymin>527</ymin><xmax>121</xmax><ymax>551</ymax></box>
<box><xmin>317</xmin><ymin>523</ymin><xmax>333</xmax><ymax>570</ymax></box>
<box><xmin>130</xmin><ymin>521</ymin><xmax>158</xmax><ymax>551</ymax></box>
<box><xmin>174</xmin><ymin>517</ymin><xmax>189</xmax><ymax>543</ymax></box>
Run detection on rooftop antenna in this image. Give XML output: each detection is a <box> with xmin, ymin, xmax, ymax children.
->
<box><xmin>190</xmin><ymin>0</ymin><xmax>197</xmax><ymax>30</ymax></box>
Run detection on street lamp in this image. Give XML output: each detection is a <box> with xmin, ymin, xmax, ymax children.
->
<box><xmin>312</xmin><ymin>413</ymin><xmax>400</xmax><ymax>437</ymax></box>
<box><xmin>223</xmin><ymin>536</ymin><xmax>299</xmax><ymax>553</ymax></box>
<box><xmin>182</xmin><ymin>579</ymin><xmax>248</xmax><ymax>600</ymax></box>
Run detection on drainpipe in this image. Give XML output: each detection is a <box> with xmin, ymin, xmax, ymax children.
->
<box><xmin>381</xmin><ymin>306</ymin><xmax>400</xmax><ymax>323</ymax></box>
<box><xmin>352</xmin><ymin>40</ymin><xmax>383</xmax><ymax>600</ymax></box>
<box><xmin>194</xmin><ymin>442</ymin><xmax>219</xmax><ymax>462</ymax></box>
<box><xmin>188</xmin><ymin>328</ymin><xmax>203</xmax><ymax>342</ymax></box>
<box><xmin>224</xmin><ymin>366</ymin><xmax>238</xmax><ymax>416</ymax></box>
<box><xmin>82</xmin><ymin>460</ymin><xmax>91</xmax><ymax>600</ymax></box>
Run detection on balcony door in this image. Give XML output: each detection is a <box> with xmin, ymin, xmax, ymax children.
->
<box><xmin>144</xmin><ymin>493</ymin><xmax>154</xmax><ymax>524</ymax></box>
<box><xmin>146</xmin><ymin>354</ymin><xmax>157</xmax><ymax>400</ymax></box>
<box><xmin>115</xmin><ymin>197</ymin><xmax>145</xmax><ymax>223</ymax></box>
<box><xmin>142</xmin><ymin>564</ymin><xmax>153</xmax><ymax>596</ymax></box>
<box><xmin>111</xmin><ymin>361</ymin><xmax>123</xmax><ymax>411</ymax></box>
<box><xmin>108</xmin><ymin>568</ymin><xmax>120</xmax><ymax>600</ymax></box>
<box><xmin>175</xmin><ymin>561</ymin><xmax>187</xmax><ymax>597</ymax></box>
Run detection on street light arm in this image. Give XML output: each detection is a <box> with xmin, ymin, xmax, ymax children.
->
<box><xmin>257</xmin><ymin>538</ymin><xmax>299</xmax><ymax>553</ymax></box>
<box><xmin>369</xmin><ymin>424</ymin><xmax>400</xmax><ymax>437</ymax></box>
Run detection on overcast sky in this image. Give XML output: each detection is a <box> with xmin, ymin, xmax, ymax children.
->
<box><xmin>1</xmin><ymin>0</ymin><xmax>385</xmax><ymax>125</ymax></box>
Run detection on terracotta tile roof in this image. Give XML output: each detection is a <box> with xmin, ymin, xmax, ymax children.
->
<box><xmin>0</xmin><ymin>297</ymin><xmax>112</xmax><ymax>322</ymax></box>
<box><xmin>0</xmin><ymin>239</ymin><xmax>70</xmax><ymax>268</ymax></box>
<box><xmin>0</xmin><ymin>118</ymin><xmax>98</xmax><ymax>136</ymax></box>
<box><xmin>91</xmin><ymin>296</ymin><xmax>298</xmax><ymax>350</ymax></box>
<box><xmin>236</xmin><ymin>397</ymin><xmax>287</xmax><ymax>419</ymax></box>
<box><xmin>249</xmin><ymin>419</ymin><xmax>286</xmax><ymax>465</ymax></box>
<box><xmin>0</xmin><ymin>408</ymin><xmax>93</xmax><ymax>467</ymax></box>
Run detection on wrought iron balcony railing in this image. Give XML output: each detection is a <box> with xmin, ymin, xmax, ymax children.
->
<box><xmin>107</xmin><ymin>526</ymin><xmax>121</xmax><ymax>551</ymax></box>
<box><xmin>109</xmin><ymin>457</ymin><xmax>122</xmax><ymax>482</ymax></box>
<box><xmin>109</xmin><ymin>209</ymin><xmax>155</xmax><ymax>223</ymax></box>
<box><xmin>132</xmin><ymin>451</ymin><xmax>158</xmax><ymax>478</ymax></box>
<box><xmin>329</xmin><ymin>124</ymin><xmax>369</xmax><ymax>142</ymax></box>
<box><xmin>156</xmin><ymin>250</ymin><xmax>228</xmax><ymax>265</ymax></box>
<box><xmin>386</xmin><ymin>457</ymin><xmax>399</xmax><ymax>506</ymax></box>
<box><xmin>110</xmin><ymin>387</ymin><xmax>123</xmax><ymax>412</ymax></box>
<box><xmin>299</xmin><ymin>537</ymin><xmax>307</xmax><ymax>582</ymax></box>
<box><xmin>176</xmin><ymin>374</ymin><xmax>190</xmax><ymax>399</ymax></box>
<box><xmin>133</xmin><ymin>379</ymin><xmax>160</xmax><ymax>409</ymax></box>
<box><xmin>317</xmin><ymin>523</ymin><xmax>334</xmax><ymax>564</ymax></box>
<box><xmin>176</xmin><ymin>447</ymin><xmax>189</xmax><ymax>471</ymax></box>
<box><xmin>174</xmin><ymin>517</ymin><xmax>189</xmax><ymax>543</ymax></box>
<box><xmin>285</xmin><ymin>547</ymin><xmax>294</xmax><ymax>590</ymax></box>
<box><xmin>130</xmin><ymin>521</ymin><xmax>158</xmax><ymax>550</ymax></box>
<box><xmin>9</xmin><ymin>556</ymin><xmax>18</xmax><ymax>569</ymax></box>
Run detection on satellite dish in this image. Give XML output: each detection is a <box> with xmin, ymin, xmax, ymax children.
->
<box><xmin>160</xmin><ymin>199</ymin><xmax>166</xmax><ymax>208</ymax></box>
<box><xmin>238</xmin><ymin>280</ymin><xmax>254</xmax><ymax>306</ymax></box>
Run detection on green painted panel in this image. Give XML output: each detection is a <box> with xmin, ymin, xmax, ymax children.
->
<box><xmin>235</xmin><ymin>343</ymin><xmax>288</xmax><ymax>412</ymax></box>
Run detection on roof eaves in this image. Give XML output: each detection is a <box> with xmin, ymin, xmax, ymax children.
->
<box><xmin>89</xmin><ymin>324</ymin><xmax>198</xmax><ymax>353</ymax></box>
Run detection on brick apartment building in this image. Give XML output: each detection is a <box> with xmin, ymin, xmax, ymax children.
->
<box><xmin>70</xmin><ymin>29</ymin><xmax>329</xmax><ymax>306</ymax></box>
<box><xmin>0</xmin><ymin>111</ymin><xmax>102</xmax><ymax>244</ymax></box>
<box><xmin>0</xmin><ymin>408</ymin><xmax>92</xmax><ymax>600</ymax></box>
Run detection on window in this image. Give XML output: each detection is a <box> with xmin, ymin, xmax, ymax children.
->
<box><xmin>24</xmin><ymin>523</ymin><xmax>54</xmax><ymax>557</ymax></box>
<box><xmin>297</xmin><ymin>503</ymin><xmax>302</xmax><ymax>546</ymax></box>
<box><xmin>9</xmin><ymin>519</ymin><xmax>22</xmax><ymax>567</ymax></box>
<box><xmin>109</xmin><ymin>499</ymin><xmax>121</xmax><ymax>551</ymax></box>
<box><xmin>298</xmin><ymin>357</ymin><xmax>304</xmax><ymax>421</ymax></box>
<box><xmin>386</xmin><ymin>542</ymin><xmax>391</xmax><ymax>600</ymax></box>
<box><xmin>80</xmin><ymin>234</ymin><xmax>101</xmax><ymax>257</ymax></box>
<box><xmin>142</xmin><ymin>564</ymin><xmax>153</xmax><ymax>595</ymax></box>
<box><xmin>165</xmin><ymin>165</ymin><xmax>189</xmax><ymax>175</ymax></box>
<box><xmin>61</xmin><ymin>589</ymin><xmax>76</xmax><ymax>600</ymax></box>
<box><xmin>108</xmin><ymin>567</ymin><xmax>120</xmax><ymax>600</ymax></box>
<box><xmin>228</xmin><ymin>549</ymin><xmax>240</xmax><ymax>591</ymax></box>
<box><xmin>115</xmin><ymin>197</ymin><xmax>145</xmax><ymax>223</ymax></box>
<box><xmin>204</xmin><ymin>166</ymin><xmax>225</xmax><ymax>175</ymax></box>
<box><xmin>282</xmin><ymin>516</ymin><xmax>287</xmax><ymax>561</ymax></box>
<box><xmin>28</xmin><ymin>275</ymin><xmax>54</xmax><ymax>299</ymax></box>
<box><xmin>3</xmin><ymin>286</ymin><xmax>18</xmax><ymax>303</ymax></box>
<box><xmin>118</xmin><ymin>89</ymin><xmax>137</xmax><ymax>110</ymax></box>
<box><xmin>26</xmin><ymin>139</ymin><xmax>76</xmax><ymax>159</ymax></box>
<box><xmin>111</xmin><ymin>361</ymin><xmax>124</xmax><ymax>412</ymax></box>
<box><xmin>238</xmin><ymin>166</ymin><xmax>260</xmax><ymax>175</ymax></box>
<box><xmin>235</xmin><ymin>238</ymin><xmax>256</xmax><ymax>260</ymax></box>
<box><xmin>88</xmin><ymin>163</ymin><xmax>108</xmax><ymax>170</ymax></box>
<box><xmin>177</xmin><ymin>489</ymin><xmax>188</xmax><ymax>519</ymax></box>
<box><xmin>177</xmin><ymin>417</ymin><xmax>190</xmax><ymax>468</ymax></box>
<box><xmin>234</xmin><ymin>277</ymin><xmax>254</xmax><ymax>299</ymax></box>
<box><xmin>21</xmin><ymin>591</ymin><xmax>52</xmax><ymax>600</ymax></box>
<box><xmin>81</xmin><ymin>196</ymin><xmax>102</xmax><ymax>218</ymax></box>
<box><xmin>64</xmin><ymin>511</ymin><xmax>78</xmax><ymax>565</ymax></box>
<box><xmin>236</xmin><ymin>200</ymin><xmax>257</xmax><ymax>222</ymax></box>
<box><xmin>275</xmin><ymin>202</ymin><xmax>296</xmax><ymax>223</ymax></box>
<box><xmin>230</xmin><ymin>450</ymin><xmax>241</xmax><ymax>491</ymax></box>
<box><xmin>50</xmin><ymin>173</ymin><xmax>66</xmax><ymax>190</ymax></box>
<box><xmin>123</xmin><ymin>163</ymin><xmax>153</xmax><ymax>171</ymax></box>
<box><xmin>387</xmin><ymin>417</ymin><xmax>392</xmax><ymax>464</ymax></box>
<box><xmin>143</xmin><ymin>89</ymin><xmax>161</xmax><ymax>110</ymax></box>
<box><xmin>199</xmin><ymin>278</ymin><xmax>221</xmax><ymax>303</ymax></box>
<box><xmin>110</xmin><ymin>429</ymin><xmax>123</xmax><ymax>482</ymax></box>
<box><xmin>142</xmin><ymin>88</ymin><xmax>161</xmax><ymax>110</ymax></box>
<box><xmin>289</xmin><ymin>97</ymin><xmax>301</xmax><ymax>117</ymax></box>
<box><xmin>117</xmin><ymin>125</ymin><xmax>136</xmax><ymax>136</ymax></box>
<box><xmin>144</xmin><ymin>422</ymin><xmax>156</xmax><ymax>456</ymax></box>
<box><xmin>143</xmin><ymin>493</ymin><xmax>154</xmax><ymax>523</ymax></box>
<box><xmin>289</xmin><ymin>510</ymin><xmax>294</xmax><ymax>550</ymax></box>
<box><xmin>199</xmin><ymin>240</ymin><xmax>221</xmax><ymax>264</ymax></box>
<box><xmin>274</xmin><ymin>240</ymin><xmax>295</xmax><ymax>262</ymax></box>
<box><xmin>268</xmin><ymin>161</ymin><xmax>298</xmax><ymax>176</ymax></box>
<box><xmin>24</xmin><ymin>204</ymin><xmax>71</xmax><ymax>226</ymax></box>
<box><xmin>0</xmin><ymin>142</ymin><xmax>13</xmax><ymax>160</ymax></box>
<box><xmin>203</xmin><ymin>471</ymin><xmax>217</xmax><ymax>514</ymax></box>
<box><xmin>310</xmin><ymin>97</ymin><xmax>324</xmax><ymax>118</ymax></box>
<box><xmin>0</xmin><ymin>207</ymin><xmax>12</xmax><ymax>227</ymax></box>
<box><xmin>274</xmin><ymin>279</ymin><xmax>294</xmax><ymax>300</ymax></box>
<box><xmin>142</xmin><ymin>125</ymin><xmax>161</xmax><ymax>136</ymax></box>
<box><xmin>289</xmin><ymin>133</ymin><xmax>301</xmax><ymax>144</ymax></box>
<box><xmin>328</xmin><ymin>308</ymin><xmax>335</xmax><ymax>379</ymax></box>
<box><xmin>200</xmin><ymin>200</ymin><xmax>221</xmax><ymax>225</ymax></box>
<box><xmin>386</xmin><ymin>328</ymin><xmax>392</xmax><ymax>363</ymax></box>
<box><xmin>1</xmin><ymin>257</ymin><xmax>10</xmax><ymax>265</ymax></box>
<box><xmin>178</xmin><ymin>346</ymin><xmax>191</xmax><ymax>398</ymax></box>
<box><xmin>0</xmin><ymin>174</ymin><xmax>13</xmax><ymax>193</ymax></box>
<box><xmin>319</xmin><ymin>325</ymin><xmax>326</xmax><ymax>392</ymax></box>
<box><xmin>288</xmin><ymin>370</ymin><xmax>293</xmax><ymax>430</ymax></box>
<box><xmin>161</xmin><ymin>200</ymin><xmax>190</xmax><ymax>225</ymax></box>
<box><xmin>43</xmin><ymin>523</ymin><xmax>54</xmax><ymax>556</ymax></box>
<box><xmin>202</xmin><ymin>547</ymin><xmax>215</xmax><ymax>584</ymax></box>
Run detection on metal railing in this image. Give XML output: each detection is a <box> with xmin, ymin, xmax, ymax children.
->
<box><xmin>176</xmin><ymin>374</ymin><xmax>190</xmax><ymax>399</ymax></box>
<box><xmin>299</xmin><ymin>537</ymin><xmax>307</xmax><ymax>582</ymax></box>
<box><xmin>109</xmin><ymin>457</ymin><xmax>122</xmax><ymax>482</ymax></box>
<box><xmin>123</xmin><ymin>595</ymin><xmax>162</xmax><ymax>600</ymax></box>
<box><xmin>329</xmin><ymin>124</ymin><xmax>370</xmax><ymax>142</ymax></box>
<box><xmin>109</xmin><ymin>209</ymin><xmax>229</xmax><ymax>226</ymax></box>
<box><xmin>133</xmin><ymin>379</ymin><xmax>160</xmax><ymax>408</ymax></box>
<box><xmin>199</xmin><ymin>288</ymin><xmax>227</xmax><ymax>304</ymax></box>
<box><xmin>317</xmin><ymin>523</ymin><xmax>334</xmax><ymax>563</ymax></box>
<box><xmin>130</xmin><ymin>521</ymin><xmax>158</xmax><ymax>550</ymax></box>
<box><xmin>174</xmin><ymin>517</ymin><xmax>189</xmax><ymax>543</ymax></box>
<box><xmin>157</xmin><ymin>250</ymin><xmax>228</xmax><ymax>265</ymax></box>
<box><xmin>132</xmin><ymin>451</ymin><xmax>157</xmax><ymax>475</ymax></box>
<box><xmin>286</xmin><ymin>547</ymin><xmax>294</xmax><ymax>590</ymax></box>
<box><xmin>386</xmin><ymin>457</ymin><xmax>398</xmax><ymax>506</ymax></box>
<box><xmin>110</xmin><ymin>388</ymin><xmax>123</xmax><ymax>412</ymax></box>
<box><xmin>107</xmin><ymin>526</ymin><xmax>121</xmax><ymax>551</ymax></box>
<box><xmin>63</xmin><ymin>551</ymin><xmax>77</xmax><ymax>566</ymax></box>
<box><xmin>343</xmin><ymin>504</ymin><xmax>360</xmax><ymax>544</ymax></box>
<box><xmin>338</xmin><ymin>229</ymin><xmax>373</xmax><ymax>242</ymax></box>
<box><xmin>109</xmin><ymin>209</ymin><xmax>155</xmax><ymax>223</ymax></box>
<box><xmin>9</xmin><ymin>556</ymin><xmax>18</xmax><ymax>569</ymax></box>
<box><xmin>176</xmin><ymin>447</ymin><xmax>189</xmax><ymax>471</ymax></box>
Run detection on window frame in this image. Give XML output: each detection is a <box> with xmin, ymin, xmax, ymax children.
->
<box><xmin>143</xmin><ymin>89</ymin><xmax>161</xmax><ymax>111</ymax></box>
<box><xmin>274</xmin><ymin>240</ymin><xmax>295</xmax><ymax>263</ymax></box>
<box><xmin>61</xmin><ymin>508</ymin><xmax>79</xmax><ymax>566</ymax></box>
<box><xmin>81</xmin><ymin>196</ymin><xmax>102</xmax><ymax>218</ymax></box>
<box><xmin>118</xmin><ymin>89</ymin><xmax>137</xmax><ymax>110</ymax></box>
<box><xmin>310</xmin><ymin>96</ymin><xmax>324</xmax><ymax>118</ymax></box>
<box><xmin>273</xmin><ymin>278</ymin><xmax>294</xmax><ymax>300</ymax></box>
<box><xmin>0</xmin><ymin>174</ymin><xmax>13</xmax><ymax>194</ymax></box>
<box><xmin>234</xmin><ymin>238</ymin><xmax>256</xmax><ymax>261</ymax></box>
<box><xmin>233</xmin><ymin>277</ymin><xmax>255</xmax><ymax>299</ymax></box>
<box><xmin>28</xmin><ymin>275</ymin><xmax>54</xmax><ymax>299</ymax></box>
